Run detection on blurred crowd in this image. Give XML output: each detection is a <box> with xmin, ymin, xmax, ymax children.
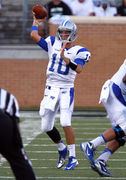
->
<box><xmin>44</xmin><ymin>0</ymin><xmax>126</xmax><ymax>20</ymax></box>
<box><xmin>38</xmin><ymin>0</ymin><xmax>126</xmax><ymax>37</ymax></box>
<box><xmin>0</xmin><ymin>3</ymin><xmax>1</xmax><ymax>9</ymax></box>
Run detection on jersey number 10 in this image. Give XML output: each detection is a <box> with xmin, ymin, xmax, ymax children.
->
<box><xmin>49</xmin><ymin>53</ymin><xmax>69</xmax><ymax>75</ymax></box>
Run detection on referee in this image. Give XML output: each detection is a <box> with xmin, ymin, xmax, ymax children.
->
<box><xmin>0</xmin><ymin>89</ymin><xmax>36</xmax><ymax>180</ymax></box>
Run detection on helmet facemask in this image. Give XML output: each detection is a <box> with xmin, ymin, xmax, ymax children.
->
<box><xmin>57</xmin><ymin>29</ymin><xmax>72</xmax><ymax>43</ymax></box>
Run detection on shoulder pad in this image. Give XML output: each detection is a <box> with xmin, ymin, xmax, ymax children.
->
<box><xmin>76</xmin><ymin>48</ymin><xmax>91</xmax><ymax>63</ymax></box>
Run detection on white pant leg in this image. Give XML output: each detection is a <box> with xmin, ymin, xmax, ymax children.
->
<box><xmin>59</xmin><ymin>88</ymin><xmax>74</xmax><ymax>127</ymax></box>
<box><xmin>103</xmin><ymin>83</ymin><xmax>126</xmax><ymax>133</ymax></box>
<box><xmin>41</xmin><ymin>109</ymin><xmax>57</xmax><ymax>132</ymax></box>
<box><xmin>39</xmin><ymin>86</ymin><xmax>59</xmax><ymax>132</ymax></box>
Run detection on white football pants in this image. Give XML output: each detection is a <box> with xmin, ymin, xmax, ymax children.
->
<box><xmin>39</xmin><ymin>86</ymin><xmax>74</xmax><ymax>132</ymax></box>
<box><xmin>103</xmin><ymin>82</ymin><xmax>126</xmax><ymax>134</ymax></box>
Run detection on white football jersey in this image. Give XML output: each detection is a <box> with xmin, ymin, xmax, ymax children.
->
<box><xmin>38</xmin><ymin>36</ymin><xmax>91</xmax><ymax>88</ymax></box>
<box><xmin>111</xmin><ymin>59</ymin><xmax>126</xmax><ymax>88</ymax></box>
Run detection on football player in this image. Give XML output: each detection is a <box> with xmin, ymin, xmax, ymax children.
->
<box><xmin>0</xmin><ymin>89</ymin><xmax>36</xmax><ymax>180</ymax></box>
<box><xmin>31</xmin><ymin>17</ymin><xmax>91</xmax><ymax>170</ymax></box>
<box><xmin>80</xmin><ymin>60</ymin><xmax>126</xmax><ymax>177</ymax></box>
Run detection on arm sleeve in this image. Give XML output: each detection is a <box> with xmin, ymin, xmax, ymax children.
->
<box><xmin>74</xmin><ymin>58</ymin><xmax>85</xmax><ymax>68</ymax></box>
<box><xmin>76</xmin><ymin>48</ymin><xmax>91</xmax><ymax>63</ymax></box>
<box><xmin>37</xmin><ymin>37</ymin><xmax>48</xmax><ymax>52</ymax></box>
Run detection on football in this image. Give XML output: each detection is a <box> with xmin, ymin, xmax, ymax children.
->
<box><xmin>32</xmin><ymin>5</ymin><xmax>48</xmax><ymax>19</ymax></box>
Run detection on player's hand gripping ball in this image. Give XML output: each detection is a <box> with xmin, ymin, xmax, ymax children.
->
<box><xmin>32</xmin><ymin>5</ymin><xmax>48</xmax><ymax>19</ymax></box>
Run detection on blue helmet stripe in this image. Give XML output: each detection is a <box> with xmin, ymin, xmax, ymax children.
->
<box><xmin>64</xmin><ymin>20</ymin><xmax>68</xmax><ymax>26</ymax></box>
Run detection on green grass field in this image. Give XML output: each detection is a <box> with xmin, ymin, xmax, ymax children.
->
<box><xmin>0</xmin><ymin>111</ymin><xmax>126</xmax><ymax>180</ymax></box>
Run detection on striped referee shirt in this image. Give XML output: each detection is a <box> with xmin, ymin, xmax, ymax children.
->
<box><xmin>0</xmin><ymin>89</ymin><xmax>20</xmax><ymax>118</ymax></box>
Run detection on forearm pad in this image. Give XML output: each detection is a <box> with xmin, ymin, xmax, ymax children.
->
<box><xmin>68</xmin><ymin>60</ymin><xmax>77</xmax><ymax>71</ymax></box>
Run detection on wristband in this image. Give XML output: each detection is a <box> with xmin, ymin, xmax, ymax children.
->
<box><xmin>68</xmin><ymin>60</ymin><xmax>77</xmax><ymax>71</ymax></box>
<box><xmin>31</xmin><ymin>26</ymin><xmax>38</xmax><ymax>32</ymax></box>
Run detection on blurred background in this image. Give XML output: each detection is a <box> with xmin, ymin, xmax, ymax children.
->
<box><xmin>0</xmin><ymin>0</ymin><xmax>49</xmax><ymax>44</ymax></box>
<box><xmin>0</xmin><ymin>0</ymin><xmax>126</xmax><ymax>109</ymax></box>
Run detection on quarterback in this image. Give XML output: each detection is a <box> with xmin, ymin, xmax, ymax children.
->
<box><xmin>31</xmin><ymin>17</ymin><xmax>91</xmax><ymax>170</ymax></box>
<box><xmin>80</xmin><ymin>59</ymin><xmax>126</xmax><ymax>176</ymax></box>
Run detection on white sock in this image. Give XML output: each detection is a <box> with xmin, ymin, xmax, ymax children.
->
<box><xmin>97</xmin><ymin>148</ymin><xmax>112</xmax><ymax>162</ymax></box>
<box><xmin>68</xmin><ymin>144</ymin><xmax>76</xmax><ymax>157</ymax></box>
<box><xmin>56</xmin><ymin>140</ymin><xmax>66</xmax><ymax>151</ymax></box>
<box><xmin>90</xmin><ymin>134</ymin><xmax>106</xmax><ymax>148</ymax></box>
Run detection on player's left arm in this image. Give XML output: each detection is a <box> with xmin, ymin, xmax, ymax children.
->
<box><xmin>60</xmin><ymin>45</ymin><xmax>91</xmax><ymax>73</ymax></box>
<box><xmin>74</xmin><ymin>50</ymin><xmax>91</xmax><ymax>73</ymax></box>
<box><xmin>60</xmin><ymin>55</ymin><xmax>83</xmax><ymax>73</ymax></box>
